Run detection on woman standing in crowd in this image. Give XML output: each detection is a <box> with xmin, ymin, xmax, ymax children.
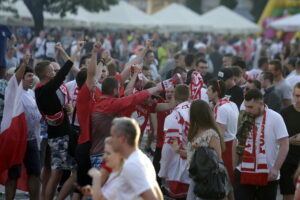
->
<box><xmin>186</xmin><ymin>99</ymin><xmax>229</xmax><ymax>200</ymax></box>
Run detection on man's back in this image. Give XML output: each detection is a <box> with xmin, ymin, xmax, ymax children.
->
<box><xmin>118</xmin><ymin>150</ymin><xmax>158</xmax><ymax>200</ymax></box>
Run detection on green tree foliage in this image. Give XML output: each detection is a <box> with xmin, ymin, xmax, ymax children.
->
<box><xmin>220</xmin><ymin>0</ymin><xmax>237</xmax><ymax>10</ymax></box>
<box><xmin>185</xmin><ymin>0</ymin><xmax>202</xmax><ymax>14</ymax></box>
<box><xmin>0</xmin><ymin>0</ymin><xmax>118</xmax><ymax>34</ymax></box>
<box><xmin>251</xmin><ymin>0</ymin><xmax>268</xmax><ymax>22</ymax></box>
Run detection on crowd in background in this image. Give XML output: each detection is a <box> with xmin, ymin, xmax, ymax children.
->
<box><xmin>1</xmin><ymin>24</ymin><xmax>300</xmax><ymax>200</ymax></box>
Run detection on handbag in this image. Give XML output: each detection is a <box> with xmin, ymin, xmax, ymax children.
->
<box><xmin>68</xmin><ymin>106</ymin><xmax>80</xmax><ymax>157</ymax></box>
<box><xmin>189</xmin><ymin>146</ymin><xmax>227</xmax><ymax>199</ymax></box>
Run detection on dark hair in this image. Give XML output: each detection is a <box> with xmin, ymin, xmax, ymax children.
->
<box><xmin>143</xmin><ymin>81</ymin><xmax>156</xmax><ymax>90</ymax></box>
<box><xmin>224</xmin><ymin>53</ymin><xmax>233</xmax><ymax>58</ymax></box>
<box><xmin>172</xmin><ymin>67</ymin><xmax>186</xmax><ymax>76</ymax></box>
<box><xmin>15</xmin><ymin>66</ymin><xmax>34</xmax><ymax>78</ymax></box>
<box><xmin>195</xmin><ymin>58</ymin><xmax>207</xmax><ymax>66</ymax></box>
<box><xmin>34</xmin><ymin>61</ymin><xmax>51</xmax><ymax>80</ymax></box>
<box><xmin>296</xmin><ymin>59</ymin><xmax>300</xmax><ymax>70</ymax></box>
<box><xmin>76</xmin><ymin>68</ymin><xmax>87</xmax><ymax>89</ymax></box>
<box><xmin>188</xmin><ymin>100</ymin><xmax>225</xmax><ymax>151</ymax></box>
<box><xmin>232</xmin><ymin>60</ymin><xmax>246</xmax><ymax>70</ymax></box>
<box><xmin>261</xmin><ymin>71</ymin><xmax>274</xmax><ymax>83</ymax></box>
<box><xmin>174</xmin><ymin>51</ymin><xmax>186</xmax><ymax>59</ymax></box>
<box><xmin>269</xmin><ymin>59</ymin><xmax>283</xmax><ymax>73</ymax></box>
<box><xmin>112</xmin><ymin>117</ymin><xmax>140</xmax><ymax>147</ymax></box>
<box><xmin>185</xmin><ymin>54</ymin><xmax>195</xmax><ymax>67</ymax></box>
<box><xmin>208</xmin><ymin>79</ymin><xmax>226</xmax><ymax>99</ymax></box>
<box><xmin>145</xmin><ymin>50</ymin><xmax>154</xmax><ymax>57</ymax></box>
<box><xmin>174</xmin><ymin>84</ymin><xmax>190</xmax><ymax>102</ymax></box>
<box><xmin>294</xmin><ymin>82</ymin><xmax>300</xmax><ymax>91</ymax></box>
<box><xmin>102</xmin><ymin>77</ymin><xmax>119</xmax><ymax>95</ymax></box>
<box><xmin>247</xmin><ymin>79</ymin><xmax>261</xmax><ymax>90</ymax></box>
<box><xmin>244</xmin><ymin>89</ymin><xmax>263</xmax><ymax>101</ymax></box>
<box><xmin>142</xmin><ymin>66</ymin><xmax>150</xmax><ymax>71</ymax></box>
<box><xmin>79</xmin><ymin>53</ymin><xmax>92</xmax><ymax>68</ymax></box>
<box><xmin>258</xmin><ymin>57</ymin><xmax>268</xmax><ymax>68</ymax></box>
<box><xmin>231</xmin><ymin>66</ymin><xmax>243</xmax><ymax>77</ymax></box>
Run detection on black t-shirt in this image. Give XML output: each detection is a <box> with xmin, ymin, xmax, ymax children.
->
<box><xmin>281</xmin><ymin>105</ymin><xmax>300</xmax><ymax>163</ymax></box>
<box><xmin>225</xmin><ymin>85</ymin><xmax>244</xmax><ymax>109</ymax></box>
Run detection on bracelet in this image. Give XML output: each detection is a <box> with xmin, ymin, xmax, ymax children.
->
<box><xmin>176</xmin><ymin>149</ymin><xmax>180</xmax><ymax>154</ymax></box>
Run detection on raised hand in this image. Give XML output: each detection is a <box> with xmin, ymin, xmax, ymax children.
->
<box><xmin>76</xmin><ymin>41</ymin><xmax>85</xmax><ymax>51</ymax></box>
<box><xmin>88</xmin><ymin>168</ymin><xmax>101</xmax><ymax>178</ymax></box>
<box><xmin>92</xmin><ymin>42</ymin><xmax>102</xmax><ymax>54</ymax></box>
<box><xmin>22</xmin><ymin>53</ymin><xmax>31</xmax><ymax>65</ymax></box>
<box><xmin>55</xmin><ymin>42</ymin><xmax>64</xmax><ymax>52</ymax></box>
<box><xmin>145</xmin><ymin>39</ymin><xmax>153</xmax><ymax>50</ymax></box>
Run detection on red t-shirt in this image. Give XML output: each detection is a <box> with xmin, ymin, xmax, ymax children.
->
<box><xmin>77</xmin><ymin>84</ymin><xmax>101</xmax><ymax>144</ymax></box>
<box><xmin>156</xmin><ymin>98</ymin><xmax>171</xmax><ymax>148</ymax></box>
<box><xmin>122</xmin><ymin>103</ymin><xmax>157</xmax><ymax>135</ymax></box>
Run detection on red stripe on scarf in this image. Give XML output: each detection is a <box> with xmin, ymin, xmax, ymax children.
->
<box><xmin>240</xmin><ymin>105</ymin><xmax>268</xmax><ymax>186</ymax></box>
<box><xmin>214</xmin><ymin>97</ymin><xmax>230</xmax><ymax>119</ymax></box>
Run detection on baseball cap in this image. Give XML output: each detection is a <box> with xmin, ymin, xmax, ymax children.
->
<box><xmin>218</xmin><ymin>68</ymin><xmax>233</xmax><ymax>82</ymax></box>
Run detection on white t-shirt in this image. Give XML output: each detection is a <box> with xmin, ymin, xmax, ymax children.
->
<box><xmin>201</xmin><ymin>88</ymin><xmax>209</xmax><ymax>103</ymax></box>
<box><xmin>22</xmin><ymin>89</ymin><xmax>41</xmax><ymax>141</ymax></box>
<box><xmin>216</xmin><ymin>101</ymin><xmax>239</xmax><ymax>142</ymax></box>
<box><xmin>286</xmin><ymin>74</ymin><xmax>300</xmax><ymax>89</ymax></box>
<box><xmin>66</xmin><ymin>80</ymin><xmax>79</xmax><ymax>126</ymax></box>
<box><xmin>246</xmin><ymin>68</ymin><xmax>262</xmax><ymax>80</ymax></box>
<box><xmin>102</xmin><ymin>171</ymin><xmax>122</xmax><ymax>200</ymax></box>
<box><xmin>237</xmin><ymin>109</ymin><xmax>289</xmax><ymax>179</ymax></box>
<box><xmin>118</xmin><ymin>150</ymin><xmax>158</xmax><ymax>200</ymax></box>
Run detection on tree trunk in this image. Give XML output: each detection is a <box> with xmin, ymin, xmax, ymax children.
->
<box><xmin>23</xmin><ymin>0</ymin><xmax>44</xmax><ymax>35</ymax></box>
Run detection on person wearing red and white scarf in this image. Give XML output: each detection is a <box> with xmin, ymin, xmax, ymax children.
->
<box><xmin>207</xmin><ymin>79</ymin><xmax>239</xmax><ymax>186</ymax></box>
<box><xmin>159</xmin><ymin>84</ymin><xmax>191</xmax><ymax>199</ymax></box>
<box><xmin>235</xmin><ymin>89</ymin><xmax>289</xmax><ymax>200</ymax></box>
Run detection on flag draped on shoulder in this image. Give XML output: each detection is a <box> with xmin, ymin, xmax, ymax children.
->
<box><xmin>0</xmin><ymin>75</ymin><xmax>27</xmax><ymax>174</ymax></box>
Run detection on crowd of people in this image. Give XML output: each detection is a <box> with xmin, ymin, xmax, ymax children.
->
<box><xmin>1</xmin><ymin>24</ymin><xmax>300</xmax><ymax>200</ymax></box>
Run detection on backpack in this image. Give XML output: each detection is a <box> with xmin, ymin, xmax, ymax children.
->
<box><xmin>189</xmin><ymin>146</ymin><xmax>227</xmax><ymax>199</ymax></box>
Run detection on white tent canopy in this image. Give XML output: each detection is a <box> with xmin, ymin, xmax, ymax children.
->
<box><xmin>201</xmin><ymin>6</ymin><xmax>261</xmax><ymax>34</ymax></box>
<box><xmin>152</xmin><ymin>3</ymin><xmax>211</xmax><ymax>32</ymax></box>
<box><xmin>269</xmin><ymin>14</ymin><xmax>300</xmax><ymax>31</ymax></box>
<box><xmin>92</xmin><ymin>1</ymin><xmax>159</xmax><ymax>30</ymax></box>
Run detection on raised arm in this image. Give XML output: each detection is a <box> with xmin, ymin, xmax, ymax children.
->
<box><xmin>124</xmin><ymin>64</ymin><xmax>141</xmax><ymax>96</ymax></box>
<box><xmin>70</xmin><ymin>41</ymin><xmax>85</xmax><ymax>76</ymax></box>
<box><xmin>120</xmin><ymin>39</ymin><xmax>152</xmax><ymax>83</ymax></box>
<box><xmin>44</xmin><ymin>43</ymin><xmax>73</xmax><ymax>91</ymax></box>
<box><xmin>15</xmin><ymin>53</ymin><xmax>31</xmax><ymax>84</ymax></box>
<box><xmin>86</xmin><ymin>42</ymin><xmax>101</xmax><ymax>91</ymax></box>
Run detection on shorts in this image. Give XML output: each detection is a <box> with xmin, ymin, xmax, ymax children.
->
<box><xmin>48</xmin><ymin>135</ymin><xmax>77</xmax><ymax>171</ymax></box>
<box><xmin>90</xmin><ymin>153</ymin><xmax>104</xmax><ymax>170</ymax></box>
<box><xmin>280</xmin><ymin>160</ymin><xmax>299</xmax><ymax>195</ymax></box>
<box><xmin>222</xmin><ymin>140</ymin><xmax>234</xmax><ymax>185</ymax></box>
<box><xmin>8</xmin><ymin>140</ymin><xmax>41</xmax><ymax>180</ymax></box>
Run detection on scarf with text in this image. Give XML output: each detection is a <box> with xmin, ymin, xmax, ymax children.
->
<box><xmin>240</xmin><ymin>105</ymin><xmax>268</xmax><ymax>186</ymax></box>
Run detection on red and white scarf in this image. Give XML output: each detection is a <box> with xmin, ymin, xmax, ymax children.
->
<box><xmin>240</xmin><ymin>105</ymin><xmax>268</xmax><ymax>186</ymax></box>
<box><xmin>190</xmin><ymin>71</ymin><xmax>204</xmax><ymax>100</ymax></box>
<box><xmin>214</xmin><ymin>97</ymin><xmax>230</xmax><ymax>119</ymax></box>
<box><xmin>59</xmin><ymin>84</ymin><xmax>70</xmax><ymax>105</ymax></box>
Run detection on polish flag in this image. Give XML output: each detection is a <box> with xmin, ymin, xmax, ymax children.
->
<box><xmin>0</xmin><ymin>75</ymin><xmax>28</xmax><ymax>190</ymax></box>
